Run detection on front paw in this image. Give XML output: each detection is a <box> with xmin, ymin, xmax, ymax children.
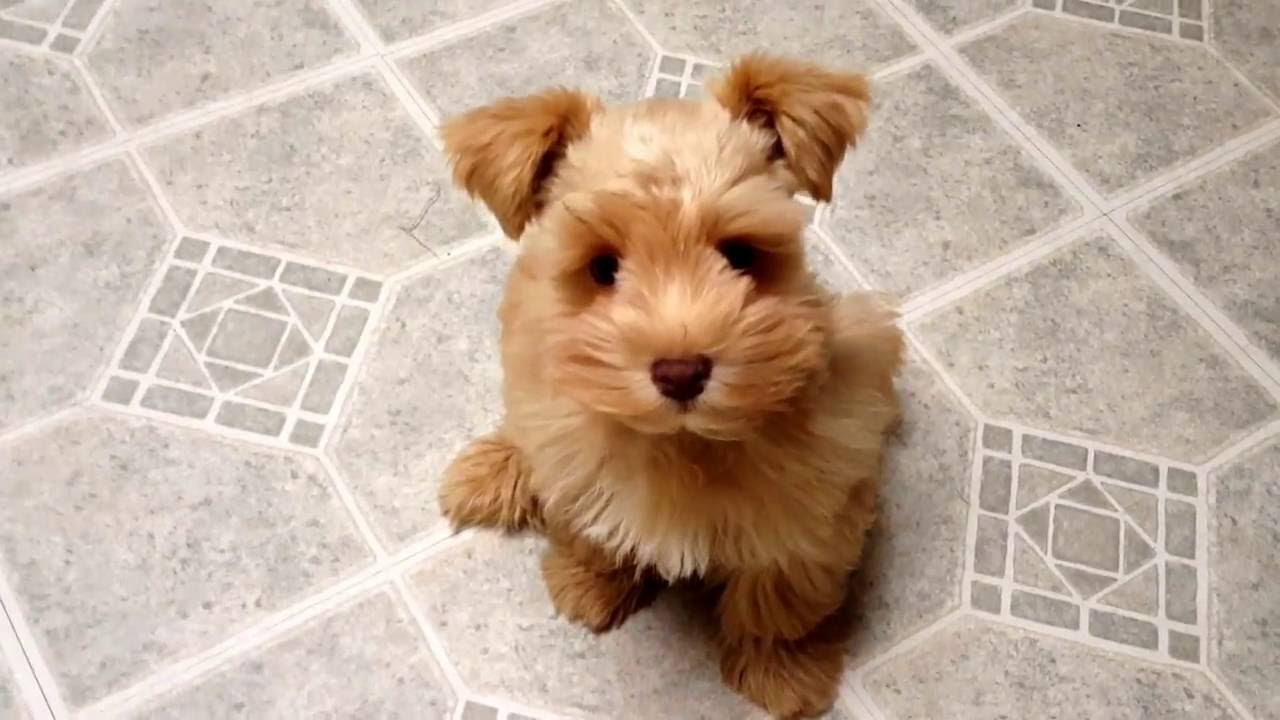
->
<box><xmin>438</xmin><ymin>434</ymin><xmax>538</xmax><ymax>532</ymax></box>
<box><xmin>721</xmin><ymin>636</ymin><xmax>845</xmax><ymax>719</ymax></box>
<box><xmin>541</xmin><ymin>544</ymin><xmax>660</xmax><ymax>633</ymax></box>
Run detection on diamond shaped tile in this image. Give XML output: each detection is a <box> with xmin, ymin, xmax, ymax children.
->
<box><xmin>822</xmin><ymin>62</ymin><xmax>1078</xmax><ymax>299</ymax></box>
<box><xmin>1212</xmin><ymin>0</ymin><xmax>1280</xmax><ymax>101</ymax></box>
<box><xmin>1209</xmin><ymin>436</ymin><xmax>1280</xmax><ymax>719</ymax></box>
<box><xmin>914</xmin><ymin>234</ymin><xmax>1277</xmax><ymax>461</ymax></box>
<box><xmin>1</xmin><ymin>49</ymin><xmax>110</xmax><ymax>169</ymax></box>
<box><xmin>133</xmin><ymin>590</ymin><xmax>454</xmax><ymax>718</ymax></box>
<box><xmin>1132</xmin><ymin>139</ymin><xmax>1280</xmax><ymax>366</ymax></box>
<box><xmin>142</xmin><ymin>72</ymin><xmax>485</xmax><ymax>274</ymax></box>
<box><xmin>0</xmin><ymin>160</ymin><xmax>170</xmax><ymax>433</ymax></box>
<box><xmin>398</xmin><ymin>0</ymin><xmax>654</xmax><ymax>118</ymax></box>
<box><xmin>627</xmin><ymin>0</ymin><xmax>916</xmax><ymax>68</ymax></box>
<box><xmin>205</xmin><ymin>309</ymin><xmax>288</xmax><ymax>368</ymax></box>
<box><xmin>864</xmin><ymin>617</ymin><xmax>1236</xmax><ymax>718</ymax></box>
<box><xmin>1052</xmin><ymin>506</ymin><xmax>1120</xmax><ymax>572</ymax></box>
<box><xmin>409</xmin><ymin>534</ymin><xmax>760</xmax><ymax>717</ymax></box>
<box><xmin>332</xmin><ymin>247</ymin><xmax>508</xmax><ymax>549</ymax></box>
<box><xmin>85</xmin><ymin>0</ymin><xmax>356</xmax><ymax>126</ymax></box>
<box><xmin>848</xmin><ymin>356</ymin><xmax>975</xmax><ymax>665</ymax></box>
<box><xmin>0</xmin><ymin>411</ymin><xmax>370</xmax><ymax>707</ymax></box>
<box><xmin>961</xmin><ymin>13</ymin><xmax>1273</xmax><ymax>195</ymax></box>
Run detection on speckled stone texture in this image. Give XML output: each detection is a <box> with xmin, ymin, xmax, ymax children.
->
<box><xmin>0</xmin><ymin>1</ymin><xmax>1277</xmax><ymax>717</ymax></box>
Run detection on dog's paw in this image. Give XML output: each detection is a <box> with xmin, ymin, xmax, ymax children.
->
<box><xmin>438</xmin><ymin>435</ymin><xmax>538</xmax><ymax>532</ymax></box>
<box><xmin>541</xmin><ymin>546</ymin><xmax>659</xmax><ymax>633</ymax></box>
<box><xmin>720</xmin><ymin>637</ymin><xmax>843</xmax><ymax>719</ymax></box>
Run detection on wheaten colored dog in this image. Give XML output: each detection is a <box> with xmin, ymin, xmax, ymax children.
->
<box><xmin>436</xmin><ymin>54</ymin><xmax>903</xmax><ymax>719</ymax></box>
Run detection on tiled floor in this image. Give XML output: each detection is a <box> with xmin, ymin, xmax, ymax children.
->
<box><xmin>0</xmin><ymin>0</ymin><xmax>1277</xmax><ymax>718</ymax></box>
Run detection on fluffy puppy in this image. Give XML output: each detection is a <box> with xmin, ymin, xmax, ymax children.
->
<box><xmin>436</xmin><ymin>54</ymin><xmax>903</xmax><ymax>719</ymax></box>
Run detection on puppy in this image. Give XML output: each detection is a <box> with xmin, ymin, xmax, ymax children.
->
<box><xmin>436</xmin><ymin>54</ymin><xmax>903</xmax><ymax>719</ymax></box>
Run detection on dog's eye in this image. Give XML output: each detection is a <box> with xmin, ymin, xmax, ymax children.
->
<box><xmin>588</xmin><ymin>254</ymin><xmax>619</xmax><ymax>287</ymax></box>
<box><xmin>718</xmin><ymin>240</ymin><xmax>756</xmax><ymax>273</ymax></box>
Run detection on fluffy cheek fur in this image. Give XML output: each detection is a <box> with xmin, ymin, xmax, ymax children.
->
<box><xmin>546</xmin><ymin>267</ymin><xmax>828</xmax><ymax>439</ymax></box>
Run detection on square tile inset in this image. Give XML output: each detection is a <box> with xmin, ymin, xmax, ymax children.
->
<box><xmin>102</xmin><ymin>239</ymin><xmax>378</xmax><ymax>447</ymax></box>
<box><xmin>968</xmin><ymin>423</ymin><xmax>1206</xmax><ymax>662</ymax></box>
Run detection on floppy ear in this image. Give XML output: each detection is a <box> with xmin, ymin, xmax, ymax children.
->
<box><xmin>440</xmin><ymin>88</ymin><xmax>600</xmax><ymax>239</ymax></box>
<box><xmin>710</xmin><ymin>54</ymin><xmax>870</xmax><ymax>202</ymax></box>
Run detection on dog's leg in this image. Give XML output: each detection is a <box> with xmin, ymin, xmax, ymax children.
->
<box><xmin>438</xmin><ymin>433</ymin><xmax>540</xmax><ymax>532</ymax></box>
<box><xmin>541</xmin><ymin>532</ymin><xmax>663</xmax><ymax>633</ymax></box>
<box><xmin>716</xmin><ymin>562</ymin><xmax>852</xmax><ymax>719</ymax></box>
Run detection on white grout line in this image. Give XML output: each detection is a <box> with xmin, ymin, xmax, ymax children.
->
<box><xmin>0</xmin><ymin>595</ymin><xmax>55</xmax><ymax>720</ymax></box>
<box><xmin>317</xmin><ymin>454</ymin><xmax>389</xmax><ymax>561</ymax></box>
<box><xmin>1201</xmin><ymin>418</ymin><xmax>1280</xmax><ymax>472</ymax></box>
<box><xmin>946</xmin><ymin>5</ymin><xmax>1031</xmax><ymax>46</ymax></box>
<box><xmin>1203</xmin><ymin>668</ymin><xmax>1258</xmax><ymax>720</ymax></box>
<box><xmin>383</xmin><ymin>0</ymin><xmax>567</xmax><ymax>61</ymax></box>
<box><xmin>607</xmin><ymin>0</ymin><xmax>661</xmax><ymax>54</ymax></box>
<box><xmin>0</xmin><ymin>564</ymin><xmax>68</xmax><ymax>717</ymax></box>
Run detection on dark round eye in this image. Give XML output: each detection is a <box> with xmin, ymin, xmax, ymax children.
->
<box><xmin>718</xmin><ymin>240</ymin><xmax>756</xmax><ymax>272</ymax></box>
<box><xmin>588</xmin><ymin>254</ymin><xmax>619</xmax><ymax>287</ymax></box>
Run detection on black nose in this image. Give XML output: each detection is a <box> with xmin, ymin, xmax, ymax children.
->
<box><xmin>650</xmin><ymin>355</ymin><xmax>713</xmax><ymax>402</ymax></box>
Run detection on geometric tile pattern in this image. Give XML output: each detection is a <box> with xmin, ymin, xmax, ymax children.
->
<box><xmin>968</xmin><ymin>424</ymin><xmax>1206</xmax><ymax>663</ymax></box>
<box><xmin>649</xmin><ymin>53</ymin><xmax>718</xmax><ymax>101</ymax></box>
<box><xmin>0</xmin><ymin>0</ymin><xmax>105</xmax><ymax>54</ymax></box>
<box><xmin>1031</xmin><ymin>0</ymin><xmax>1207</xmax><ymax>42</ymax></box>
<box><xmin>101</xmin><ymin>238</ymin><xmax>378</xmax><ymax>448</ymax></box>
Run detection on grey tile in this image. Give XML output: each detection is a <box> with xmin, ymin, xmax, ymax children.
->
<box><xmin>289</xmin><ymin>419</ymin><xmax>325</xmax><ymax>448</ymax></box>
<box><xmin>0</xmin><ymin>652</ymin><xmax>30</xmax><ymax>720</ymax></box>
<box><xmin>1166</xmin><ymin>467</ymin><xmax>1197</xmax><ymax>496</ymax></box>
<box><xmin>1059</xmin><ymin>479</ymin><xmax>1116</xmax><ymax>511</ymax></box>
<box><xmin>1010</xmin><ymin>589</ymin><xmax>1079</xmax><ymax>629</ymax></box>
<box><xmin>1063</xmin><ymin>0</ymin><xmax>1115</xmax><ymax>21</ymax></box>
<box><xmin>1130</xmin><ymin>0</ymin><xmax>1173</xmax><ymax>14</ymax></box>
<box><xmin>1164</xmin><ymin>499</ymin><xmax>1196</xmax><ymax>559</ymax></box>
<box><xmin>333</xmin><ymin>248</ymin><xmax>509</xmax><ymax>548</ymax></box>
<box><xmin>908</xmin><ymin>0</ymin><xmax>1022</xmax><ymax>33</ymax></box>
<box><xmin>1</xmin><ymin>50</ymin><xmax>111</xmax><ymax>169</ymax></box>
<box><xmin>1178</xmin><ymin>21</ymin><xmax>1203</xmax><ymax>41</ymax></box>
<box><xmin>2</xmin><ymin>0</ymin><xmax>70</xmax><ymax>23</ymax></box>
<box><xmin>1212</xmin><ymin>0</ymin><xmax>1278</xmax><ymax>100</ymax></box>
<box><xmin>1169</xmin><ymin>631</ymin><xmax>1200</xmax><ymax>663</ymax></box>
<box><xmin>805</xmin><ymin>231</ymin><xmax>864</xmax><ymax>293</ymax></box>
<box><xmin>1016</xmin><ymin>464</ymin><xmax>1074</xmax><ymax>509</ymax></box>
<box><xmin>824</xmin><ymin>63</ymin><xmax>1077</xmax><ymax>299</ymax></box>
<box><xmin>323</xmin><ymin>306</ymin><xmax>369</xmax><ymax>357</ymax></box>
<box><xmin>459</xmin><ymin>702</ymin><xmax>499</xmax><ymax>720</ymax></box>
<box><xmin>1097</xmin><ymin>565</ymin><xmax>1157</xmax><ymax>615</ymax></box>
<box><xmin>1165</xmin><ymin>561</ymin><xmax>1197</xmax><ymax>624</ymax></box>
<box><xmin>1121</xmin><ymin>520</ymin><xmax>1156</xmax><ymax>572</ymax></box>
<box><xmin>1118</xmin><ymin>9</ymin><xmax>1172</xmax><ymax>33</ymax></box>
<box><xmin>864</xmin><ymin>617</ymin><xmax>1235</xmax><ymax>718</ymax></box>
<box><xmin>848</xmin><ymin>358</ymin><xmax>975</xmax><ymax>664</ymax></box>
<box><xmin>211</xmin><ymin>246</ymin><xmax>281</xmax><ymax>279</ymax></box>
<box><xmin>1012</xmin><ymin>533</ymin><xmax>1070</xmax><ymax>595</ymax></box>
<box><xmin>121</xmin><ymin>318</ymin><xmax>170</xmax><ymax>373</ymax></box>
<box><xmin>1017</xmin><ymin>503</ymin><xmax>1051</xmax><ymax>551</ymax></box>
<box><xmin>61</xmin><ymin>0</ymin><xmax>104</xmax><ymax>29</ymax></box>
<box><xmin>174</xmin><ymin>236</ymin><xmax>210</xmax><ymax>263</ymax></box>
<box><xmin>1132</xmin><ymin>140</ymin><xmax>1280</xmax><ymax>366</ymax></box>
<box><xmin>353</xmin><ymin>0</ymin><xmax>513</xmax><ymax>43</ymax></box>
<box><xmin>914</xmin><ymin>235</ymin><xmax>1278</xmax><ymax>462</ymax></box>
<box><xmin>983</xmin><ymin>424</ymin><xmax>1013</xmax><ymax>452</ymax></box>
<box><xmin>653</xmin><ymin>77</ymin><xmax>682</xmax><ymax>98</ymax></box>
<box><xmin>0</xmin><ymin>411</ymin><xmax>370</xmax><ymax>706</ymax></box>
<box><xmin>1022</xmin><ymin>435</ymin><xmax>1087</xmax><ymax>470</ymax></box>
<box><xmin>961</xmin><ymin>13</ymin><xmax>1274</xmax><ymax>194</ymax></box>
<box><xmin>1209</xmin><ymin>437</ymin><xmax>1280</xmax><ymax>718</ymax></box>
<box><xmin>1031</xmin><ymin>0</ymin><xmax>1056</xmax><ymax>9</ymax></box>
<box><xmin>970</xmin><ymin>580</ymin><xmax>1001</xmax><ymax>613</ymax></box>
<box><xmin>1089</xmin><ymin>610</ymin><xmax>1158</xmax><ymax>650</ymax></box>
<box><xmin>101</xmin><ymin>376</ymin><xmax>139</xmax><ymax>405</ymax></box>
<box><xmin>1104</xmin><ymin>482</ymin><xmax>1158</xmax><ymax>541</ymax></box>
<box><xmin>205</xmin><ymin>309</ymin><xmax>288</xmax><ymax>368</ymax></box>
<box><xmin>1093</xmin><ymin>451</ymin><xmax>1158</xmax><ymax>487</ymax></box>
<box><xmin>1177</xmin><ymin>0</ymin><xmax>1201</xmax><ymax>19</ymax></box>
<box><xmin>0</xmin><ymin>16</ymin><xmax>45</xmax><ymax>43</ymax></box>
<box><xmin>144</xmin><ymin>72</ymin><xmax>484</xmax><ymax>274</ymax></box>
<box><xmin>1051</xmin><ymin>506</ymin><xmax>1120</xmax><ymax>572</ymax></box>
<box><xmin>0</xmin><ymin>160</ymin><xmax>169</xmax><ymax>432</ymax></box>
<box><xmin>627</xmin><ymin>0</ymin><xmax>916</xmax><ymax>69</ymax></box>
<box><xmin>147</xmin><ymin>265</ymin><xmax>197</xmax><ymax>317</ymax></box>
<box><xmin>409</xmin><ymin>534</ymin><xmax>760</xmax><ymax>717</ymax></box>
<box><xmin>214</xmin><ymin>401</ymin><xmax>286</xmax><ymax>436</ymax></box>
<box><xmin>280</xmin><ymin>262</ymin><xmax>347</xmax><ymax>295</ymax></box>
<box><xmin>347</xmin><ymin>277</ymin><xmax>382</xmax><ymax>302</ymax></box>
<box><xmin>1058</xmin><ymin>566</ymin><xmax>1113</xmax><ymax>599</ymax></box>
<box><xmin>299</xmin><ymin>358</ymin><xmax>346</xmax><ymax>414</ymax></box>
<box><xmin>979</xmin><ymin>456</ymin><xmax>1012</xmax><ymax>513</ymax></box>
<box><xmin>658</xmin><ymin>54</ymin><xmax>686</xmax><ymax>76</ymax></box>
<box><xmin>139</xmin><ymin>385</ymin><xmax>214</xmax><ymax>418</ymax></box>
<box><xmin>49</xmin><ymin>32</ymin><xmax>80</xmax><ymax>53</ymax></box>
<box><xmin>974</xmin><ymin>514</ymin><xmax>1008</xmax><ymax>577</ymax></box>
<box><xmin>136</xmin><ymin>591</ymin><xmax>452</xmax><ymax>719</ymax></box>
<box><xmin>399</xmin><ymin>0</ymin><xmax>653</xmax><ymax>117</ymax></box>
<box><xmin>84</xmin><ymin>0</ymin><xmax>356</xmax><ymax>126</ymax></box>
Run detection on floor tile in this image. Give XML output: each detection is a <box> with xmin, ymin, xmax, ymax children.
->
<box><xmin>85</xmin><ymin>0</ymin><xmax>356</xmax><ymax>127</ymax></box>
<box><xmin>0</xmin><ymin>655</ymin><xmax>30</xmax><ymax>720</ymax></box>
<box><xmin>1208</xmin><ymin>435</ymin><xmax>1280</xmax><ymax>719</ymax></box>
<box><xmin>1131</xmin><ymin>139</ymin><xmax>1280</xmax><ymax>365</ymax></box>
<box><xmin>863</xmin><ymin>617</ymin><xmax>1236</xmax><ymax>719</ymax></box>
<box><xmin>136</xmin><ymin>589</ymin><xmax>454</xmax><ymax>719</ymax></box>
<box><xmin>409</xmin><ymin>533</ymin><xmax>763</xmax><ymax>718</ymax></box>
<box><xmin>353</xmin><ymin>0</ymin><xmax>511</xmax><ymax>43</ymax></box>
<box><xmin>913</xmin><ymin>233</ymin><xmax>1277</xmax><ymax>462</ymax></box>
<box><xmin>100</xmin><ymin>239</ymin><xmax>379</xmax><ymax>446</ymax></box>
<box><xmin>332</xmin><ymin>247</ymin><xmax>509</xmax><ymax>549</ymax></box>
<box><xmin>907</xmin><ymin>0</ymin><xmax>1022</xmax><ymax>34</ymax></box>
<box><xmin>626</xmin><ymin>0</ymin><xmax>917</xmax><ymax>68</ymax></box>
<box><xmin>0</xmin><ymin>159</ymin><xmax>169</xmax><ymax>434</ymax></box>
<box><xmin>961</xmin><ymin>13</ymin><xmax>1275</xmax><ymax>195</ymax></box>
<box><xmin>141</xmin><ymin>72</ymin><xmax>485</xmax><ymax>274</ymax></box>
<box><xmin>968</xmin><ymin>427</ymin><xmax>1204</xmax><ymax>659</ymax></box>
<box><xmin>0</xmin><ymin>410</ymin><xmax>371</xmax><ymax>707</ymax></box>
<box><xmin>822</xmin><ymin>62</ymin><xmax>1078</xmax><ymax>299</ymax></box>
<box><xmin>848</xmin><ymin>356</ymin><xmax>974</xmax><ymax>665</ymax></box>
<box><xmin>398</xmin><ymin>0</ymin><xmax>654</xmax><ymax>118</ymax></box>
<box><xmin>1212</xmin><ymin>0</ymin><xmax>1280</xmax><ymax>102</ymax></box>
<box><xmin>2</xmin><ymin>0</ymin><xmax>70</xmax><ymax>23</ymax></box>
<box><xmin>0</xmin><ymin>49</ymin><xmax>111</xmax><ymax>169</ymax></box>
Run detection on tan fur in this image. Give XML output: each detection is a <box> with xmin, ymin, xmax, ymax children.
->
<box><xmin>438</xmin><ymin>54</ymin><xmax>901</xmax><ymax>719</ymax></box>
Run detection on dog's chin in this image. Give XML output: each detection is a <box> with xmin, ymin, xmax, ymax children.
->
<box><xmin>602</xmin><ymin>394</ymin><xmax>768</xmax><ymax>442</ymax></box>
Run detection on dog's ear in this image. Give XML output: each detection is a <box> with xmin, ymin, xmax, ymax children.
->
<box><xmin>441</xmin><ymin>88</ymin><xmax>600</xmax><ymax>239</ymax></box>
<box><xmin>710</xmin><ymin>54</ymin><xmax>870</xmax><ymax>202</ymax></box>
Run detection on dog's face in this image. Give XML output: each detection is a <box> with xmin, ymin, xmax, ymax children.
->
<box><xmin>442</xmin><ymin>55</ymin><xmax>870</xmax><ymax>439</ymax></box>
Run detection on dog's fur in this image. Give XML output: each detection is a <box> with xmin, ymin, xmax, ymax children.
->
<box><xmin>436</xmin><ymin>54</ymin><xmax>904</xmax><ymax>719</ymax></box>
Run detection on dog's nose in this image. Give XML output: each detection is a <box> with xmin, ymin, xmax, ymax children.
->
<box><xmin>650</xmin><ymin>355</ymin><xmax>713</xmax><ymax>402</ymax></box>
